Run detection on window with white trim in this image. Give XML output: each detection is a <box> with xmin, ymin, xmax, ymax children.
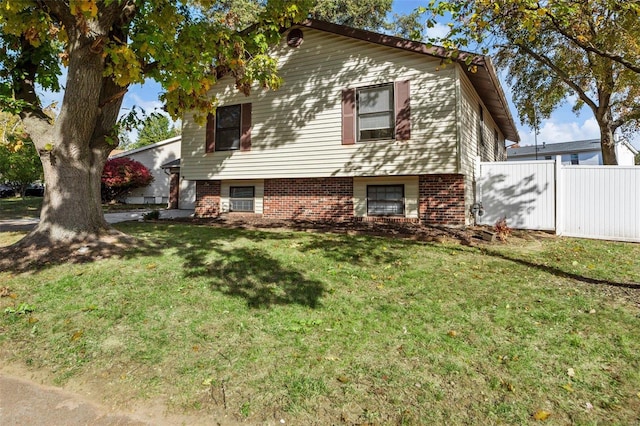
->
<box><xmin>229</xmin><ymin>186</ymin><xmax>255</xmax><ymax>212</ymax></box>
<box><xmin>357</xmin><ymin>84</ymin><xmax>394</xmax><ymax>141</ymax></box>
<box><xmin>367</xmin><ymin>185</ymin><xmax>404</xmax><ymax>216</ymax></box>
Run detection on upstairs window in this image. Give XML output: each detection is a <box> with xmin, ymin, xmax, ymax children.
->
<box><xmin>206</xmin><ymin>103</ymin><xmax>252</xmax><ymax>153</ymax></box>
<box><xmin>342</xmin><ymin>81</ymin><xmax>410</xmax><ymax>145</ymax></box>
<box><xmin>229</xmin><ymin>186</ymin><xmax>255</xmax><ymax>212</ymax></box>
<box><xmin>357</xmin><ymin>84</ymin><xmax>394</xmax><ymax>141</ymax></box>
<box><xmin>216</xmin><ymin>105</ymin><xmax>241</xmax><ymax>151</ymax></box>
<box><xmin>367</xmin><ymin>185</ymin><xmax>404</xmax><ymax>216</ymax></box>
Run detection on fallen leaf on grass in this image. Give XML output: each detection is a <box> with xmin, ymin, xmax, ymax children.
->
<box><xmin>337</xmin><ymin>376</ymin><xmax>349</xmax><ymax>383</ymax></box>
<box><xmin>561</xmin><ymin>383</ymin><xmax>574</xmax><ymax>392</ymax></box>
<box><xmin>501</xmin><ymin>380</ymin><xmax>515</xmax><ymax>392</ymax></box>
<box><xmin>71</xmin><ymin>330</ymin><xmax>84</xmax><ymax>341</ymax></box>
<box><xmin>532</xmin><ymin>410</ymin><xmax>550</xmax><ymax>421</ymax></box>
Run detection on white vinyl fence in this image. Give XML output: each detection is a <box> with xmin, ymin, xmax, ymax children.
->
<box><xmin>476</xmin><ymin>157</ymin><xmax>640</xmax><ymax>242</ymax></box>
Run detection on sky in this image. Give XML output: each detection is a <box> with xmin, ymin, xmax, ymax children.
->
<box><xmin>40</xmin><ymin>0</ymin><xmax>638</xmax><ymax>150</ymax></box>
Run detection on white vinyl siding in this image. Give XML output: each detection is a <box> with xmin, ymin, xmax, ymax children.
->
<box><xmin>457</xmin><ymin>68</ymin><xmax>506</xmax><ymax>224</ymax></box>
<box><xmin>353</xmin><ymin>176</ymin><xmax>419</xmax><ymax>218</ymax></box>
<box><xmin>220</xmin><ymin>180</ymin><xmax>264</xmax><ymax>214</ymax></box>
<box><xmin>181</xmin><ymin>28</ymin><xmax>458</xmax><ymax>181</ymax></box>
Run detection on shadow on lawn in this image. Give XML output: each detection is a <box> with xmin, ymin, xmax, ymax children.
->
<box><xmin>133</xmin><ymin>224</ymin><xmax>326</xmax><ymax>309</ymax></box>
<box><xmin>478</xmin><ymin>247</ymin><xmax>640</xmax><ymax>290</ymax></box>
<box><xmin>3</xmin><ymin>221</ymin><xmax>637</xmax><ymax>308</ymax></box>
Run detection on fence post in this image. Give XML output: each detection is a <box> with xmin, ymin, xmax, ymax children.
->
<box><xmin>554</xmin><ymin>155</ymin><xmax>563</xmax><ymax>235</ymax></box>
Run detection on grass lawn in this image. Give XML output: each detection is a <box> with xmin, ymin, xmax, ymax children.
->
<box><xmin>1</xmin><ymin>223</ymin><xmax>639</xmax><ymax>424</ymax></box>
<box><xmin>0</xmin><ymin>197</ymin><xmax>42</xmax><ymax>220</ymax></box>
<box><xmin>0</xmin><ymin>197</ymin><xmax>165</xmax><ymax>220</ymax></box>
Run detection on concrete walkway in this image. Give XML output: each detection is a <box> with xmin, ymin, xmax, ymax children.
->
<box><xmin>0</xmin><ymin>371</ymin><xmax>235</xmax><ymax>425</ymax></box>
<box><xmin>0</xmin><ymin>373</ymin><xmax>148</xmax><ymax>425</ymax></box>
<box><xmin>0</xmin><ymin>209</ymin><xmax>194</xmax><ymax>232</ymax></box>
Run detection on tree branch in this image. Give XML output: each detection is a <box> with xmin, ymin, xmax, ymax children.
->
<box><xmin>40</xmin><ymin>0</ymin><xmax>74</xmax><ymax>29</ymax></box>
<box><xmin>546</xmin><ymin>11</ymin><xmax>640</xmax><ymax>74</ymax></box>
<box><xmin>513</xmin><ymin>41</ymin><xmax>599</xmax><ymax>113</ymax></box>
<box><xmin>611</xmin><ymin>109</ymin><xmax>640</xmax><ymax>131</ymax></box>
<box><xmin>13</xmin><ymin>38</ymin><xmax>52</xmax><ymax>142</ymax></box>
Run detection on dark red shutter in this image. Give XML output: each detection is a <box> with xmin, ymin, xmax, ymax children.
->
<box><xmin>342</xmin><ymin>88</ymin><xmax>356</xmax><ymax>145</ymax></box>
<box><xmin>240</xmin><ymin>103</ymin><xmax>252</xmax><ymax>152</ymax></box>
<box><xmin>205</xmin><ymin>112</ymin><xmax>216</xmax><ymax>153</ymax></box>
<box><xmin>395</xmin><ymin>80</ymin><xmax>410</xmax><ymax>141</ymax></box>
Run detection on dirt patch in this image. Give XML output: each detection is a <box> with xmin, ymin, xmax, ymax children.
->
<box><xmin>0</xmin><ymin>229</ymin><xmax>139</xmax><ymax>273</ymax></box>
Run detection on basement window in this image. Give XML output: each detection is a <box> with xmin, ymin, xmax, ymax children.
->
<box><xmin>367</xmin><ymin>185</ymin><xmax>404</xmax><ymax>216</ymax></box>
<box><xmin>229</xmin><ymin>186</ymin><xmax>255</xmax><ymax>212</ymax></box>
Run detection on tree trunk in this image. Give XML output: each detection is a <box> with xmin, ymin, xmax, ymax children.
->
<box><xmin>25</xmin><ymin>149</ymin><xmax>110</xmax><ymax>243</ymax></box>
<box><xmin>16</xmin><ymin>19</ymin><xmax>129</xmax><ymax>246</ymax></box>
<box><xmin>598</xmin><ymin>117</ymin><xmax>618</xmax><ymax>165</ymax></box>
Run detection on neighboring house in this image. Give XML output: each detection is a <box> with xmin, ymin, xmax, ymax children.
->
<box><xmin>181</xmin><ymin>20</ymin><xmax>519</xmax><ymax>225</ymax></box>
<box><xmin>110</xmin><ymin>136</ymin><xmax>195</xmax><ymax>209</ymax></box>
<box><xmin>506</xmin><ymin>138</ymin><xmax>638</xmax><ymax>165</ymax></box>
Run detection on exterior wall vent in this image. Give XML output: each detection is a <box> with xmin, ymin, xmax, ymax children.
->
<box><xmin>287</xmin><ymin>29</ymin><xmax>303</xmax><ymax>48</ymax></box>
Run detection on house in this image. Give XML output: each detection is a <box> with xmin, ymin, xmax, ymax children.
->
<box><xmin>180</xmin><ymin>20</ymin><xmax>519</xmax><ymax>225</ymax></box>
<box><xmin>110</xmin><ymin>136</ymin><xmax>195</xmax><ymax>209</ymax></box>
<box><xmin>506</xmin><ymin>138</ymin><xmax>638</xmax><ymax>165</ymax></box>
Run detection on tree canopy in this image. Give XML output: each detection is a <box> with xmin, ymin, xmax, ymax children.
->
<box><xmin>310</xmin><ymin>0</ymin><xmax>392</xmax><ymax>31</ymax></box>
<box><xmin>423</xmin><ymin>0</ymin><xmax>640</xmax><ymax>164</ymax></box>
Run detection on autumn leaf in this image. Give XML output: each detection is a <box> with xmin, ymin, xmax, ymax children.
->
<box><xmin>71</xmin><ymin>330</ymin><xmax>84</xmax><ymax>341</ymax></box>
<box><xmin>532</xmin><ymin>410</ymin><xmax>550</xmax><ymax>421</ymax></box>
<box><xmin>561</xmin><ymin>383</ymin><xmax>574</xmax><ymax>392</ymax></box>
<box><xmin>70</xmin><ymin>0</ymin><xmax>98</xmax><ymax>18</ymax></box>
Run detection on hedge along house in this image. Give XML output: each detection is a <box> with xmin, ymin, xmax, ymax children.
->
<box><xmin>181</xmin><ymin>20</ymin><xmax>519</xmax><ymax>225</ymax></box>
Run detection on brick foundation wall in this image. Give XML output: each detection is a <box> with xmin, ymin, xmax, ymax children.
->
<box><xmin>263</xmin><ymin>177</ymin><xmax>354</xmax><ymax>221</ymax></box>
<box><xmin>193</xmin><ymin>175</ymin><xmax>467</xmax><ymax>225</ymax></box>
<box><xmin>419</xmin><ymin>174</ymin><xmax>466</xmax><ymax>225</ymax></box>
<box><xmin>195</xmin><ymin>180</ymin><xmax>221</xmax><ymax>217</ymax></box>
